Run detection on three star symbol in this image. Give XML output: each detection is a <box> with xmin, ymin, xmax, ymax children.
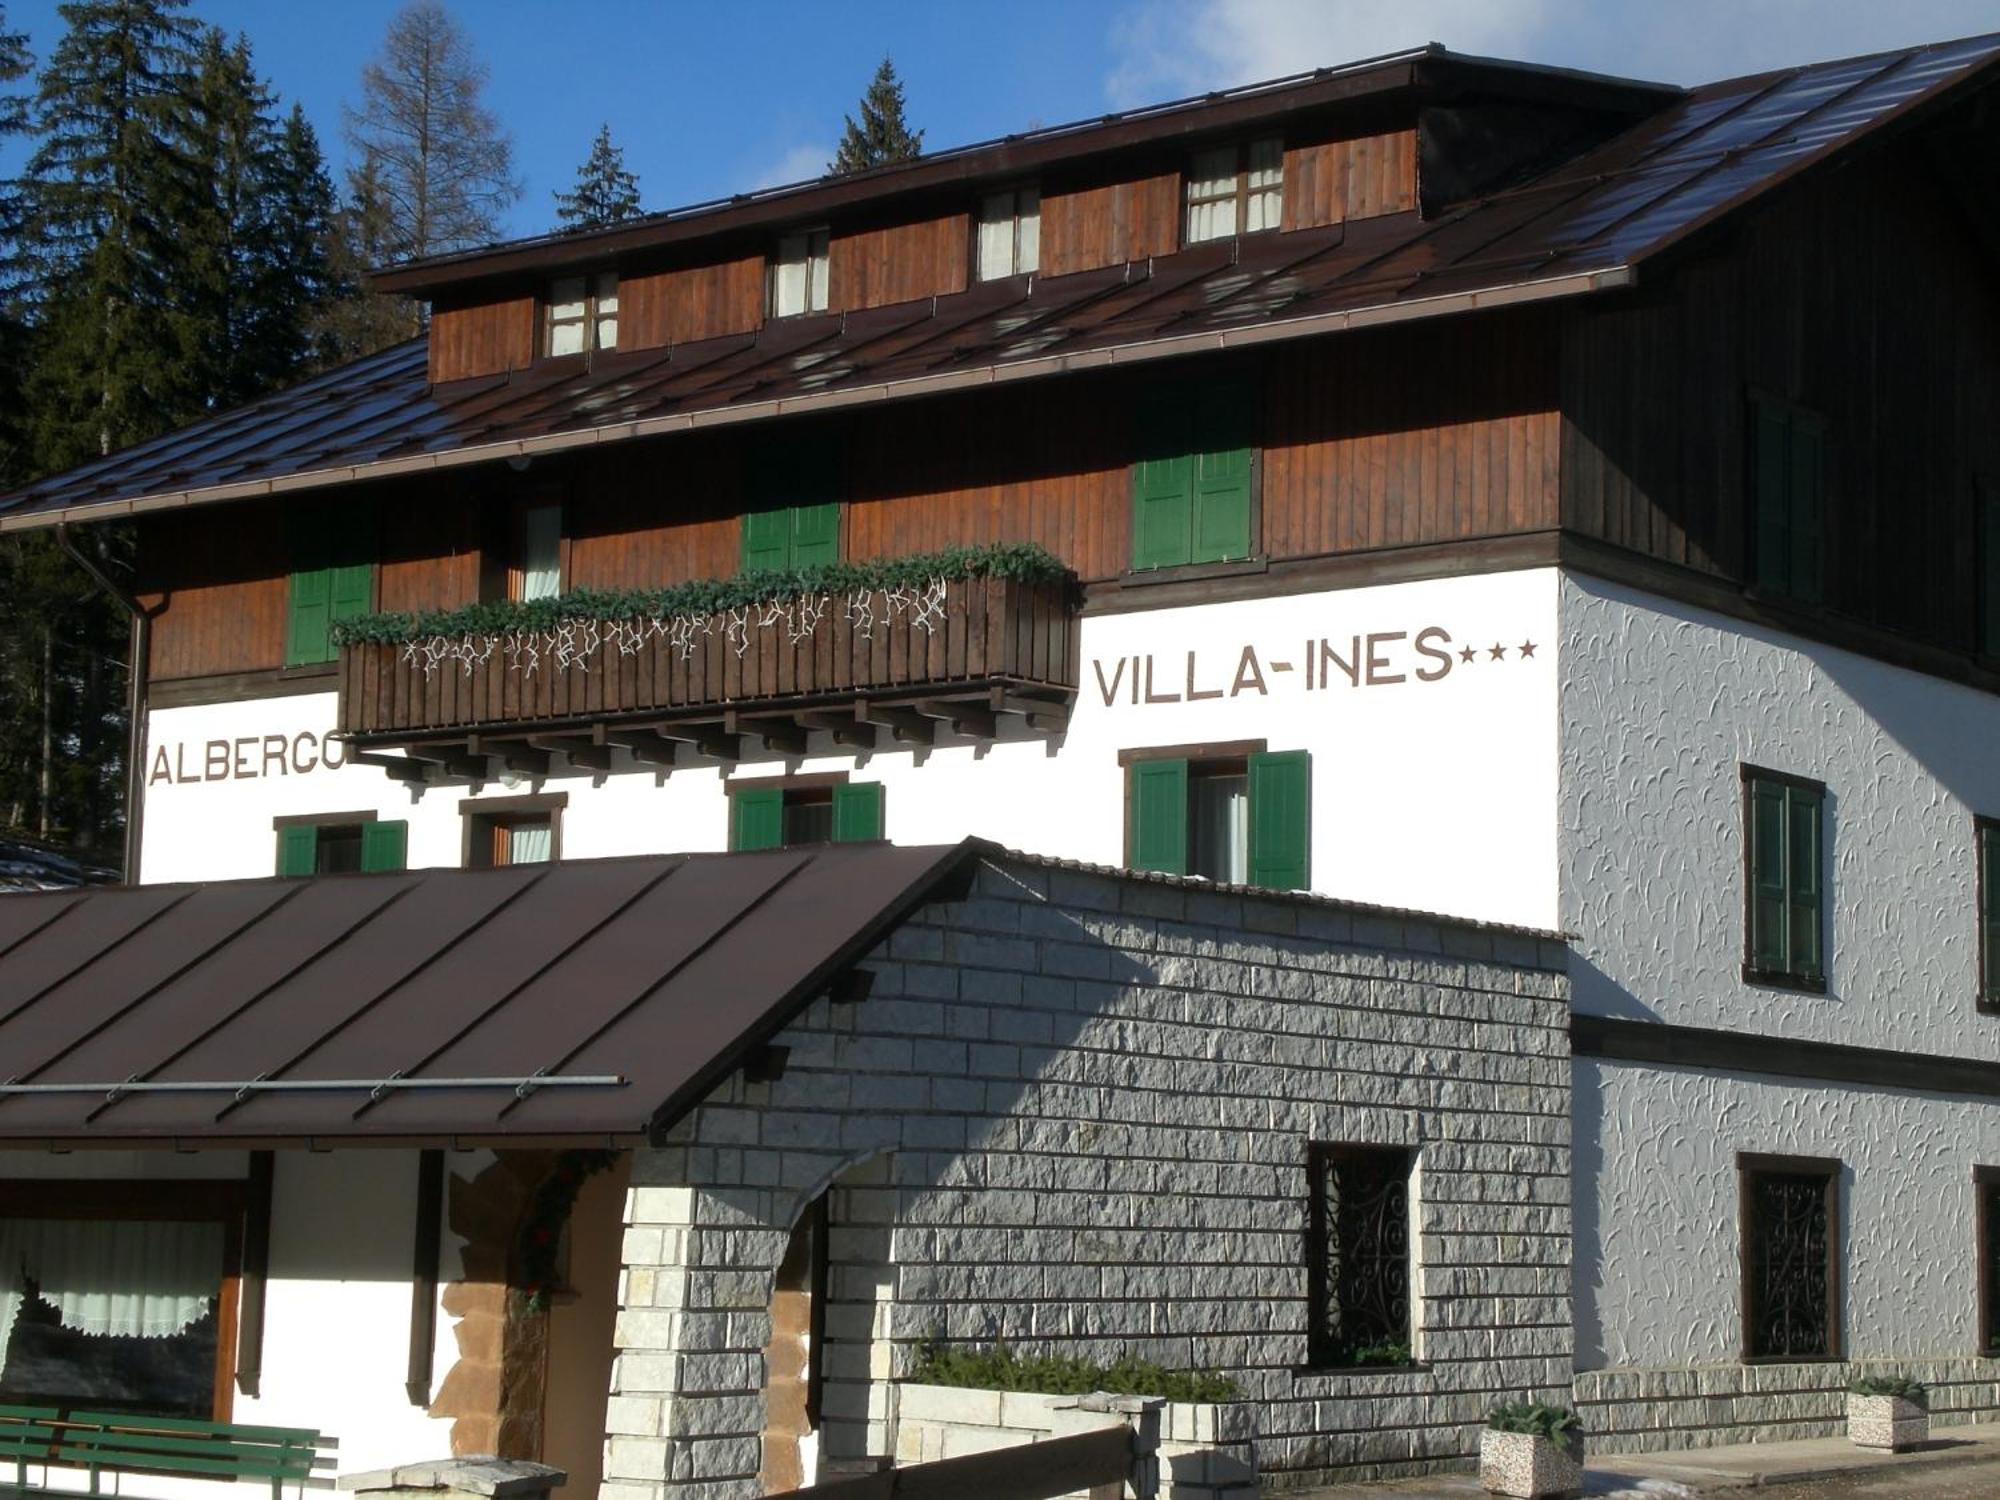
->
<box><xmin>1459</xmin><ymin>641</ymin><xmax>1538</xmax><ymax>664</ymax></box>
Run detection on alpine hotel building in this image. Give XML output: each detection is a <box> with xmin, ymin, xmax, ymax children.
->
<box><xmin>1</xmin><ymin>30</ymin><xmax>1999</xmax><ymax>1498</ymax></box>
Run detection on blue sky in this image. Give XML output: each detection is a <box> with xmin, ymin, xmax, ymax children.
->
<box><xmin>2</xmin><ymin>0</ymin><xmax>1997</xmax><ymax>243</ymax></box>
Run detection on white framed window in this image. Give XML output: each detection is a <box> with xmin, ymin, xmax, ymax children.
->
<box><xmin>1184</xmin><ymin>137</ymin><xmax>1284</xmax><ymax>245</ymax></box>
<box><xmin>976</xmin><ymin>186</ymin><xmax>1040</xmax><ymax>281</ymax></box>
<box><xmin>770</xmin><ymin>228</ymin><xmax>831</xmax><ymax>317</ymax></box>
<box><xmin>546</xmin><ymin>271</ymin><xmax>618</xmax><ymax>356</ymax></box>
<box><xmin>513</xmin><ymin>502</ymin><xmax>563</xmax><ymax>602</ymax></box>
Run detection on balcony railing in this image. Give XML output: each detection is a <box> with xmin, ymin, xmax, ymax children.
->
<box><xmin>337</xmin><ymin>574</ymin><xmax>1077</xmax><ymax>778</ymax></box>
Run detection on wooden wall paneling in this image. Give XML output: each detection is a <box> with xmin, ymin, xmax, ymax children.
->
<box><xmin>428</xmin><ymin>295</ymin><xmax>536</xmax><ymax>383</ymax></box>
<box><xmin>378</xmin><ymin>479</ymin><xmax>481</xmax><ymax>615</ymax></box>
<box><xmin>1040</xmin><ymin>168</ymin><xmax>1181</xmax><ymax>277</ymax></box>
<box><xmin>1558</xmin><ymin>127</ymin><xmax>2000</xmax><ymax>652</ymax></box>
<box><xmin>139</xmin><ymin>508</ymin><xmax>290</xmax><ymax>680</ymax></box>
<box><xmin>601</xmin><ymin>255</ymin><xmax>768</xmax><ymax>352</ymax></box>
<box><xmin>830</xmin><ymin>212</ymin><xmax>970</xmax><ymax>312</ymax></box>
<box><xmin>1281</xmin><ymin>128</ymin><xmax>1418</xmax><ymax>232</ymax></box>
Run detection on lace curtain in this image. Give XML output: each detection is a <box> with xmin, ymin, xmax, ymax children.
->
<box><xmin>0</xmin><ymin>1219</ymin><xmax>223</xmax><ymax>1365</ymax></box>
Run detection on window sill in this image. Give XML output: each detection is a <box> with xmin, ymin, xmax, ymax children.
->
<box><xmin>1742</xmin><ymin>965</ymin><xmax>1828</xmax><ymax>995</ymax></box>
<box><xmin>1120</xmin><ymin>556</ymin><xmax>1269</xmax><ymax>588</ymax></box>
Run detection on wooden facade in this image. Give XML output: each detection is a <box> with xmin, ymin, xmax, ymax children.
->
<box><xmin>1038</xmin><ymin>167</ymin><xmax>1183</xmax><ymax>278</ymax></box>
<box><xmin>621</xmin><ymin>254</ymin><xmax>768</xmax><ymax>348</ymax></box>
<box><xmin>429</xmin><ymin>295</ymin><xmax>536</xmax><ymax>384</ymax></box>
<box><xmin>1559</xmin><ymin>138</ymin><xmax>2000</xmax><ymax>652</ymax></box>
<box><xmin>1282</xmin><ymin>127</ymin><xmax>1419</xmax><ymax>230</ymax></box>
<box><xmin>830</xmin><ymin>211</ymin><xmax>971</xmax><ymax>311</ymax></box>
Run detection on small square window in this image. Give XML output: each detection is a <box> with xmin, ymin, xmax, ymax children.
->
<box><xmin>466</xmin><ymin>809</ymin><xmax>559</xmax><ymax>867</ymax></box>
<box><xmin>1185</xmin><ymin>137</ymin><xmax>1284</xmax><ymax>244</ymax></box>
<box><xmin>976</xmin><ymin>186</ymin><xmax>1040</xmax><ymax>281</ymax></box>
<box><xmin>771</xmin><ymin>229</ymin><xmax>830</xmax><ymax>317</ymax></box>
<box><xmin>546</xmin><ymin>271</ymin><xmax>617</xmax><ymax>357</ymax></box>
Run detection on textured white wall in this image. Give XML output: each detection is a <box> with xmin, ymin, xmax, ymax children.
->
<box><xmin>1559</xmin><ymin>574</ymin><xmax>2000</xmax><ymax>1053</ymax></box>
<box><xmin>1574</xmin><ymin>1058</ymin><xmax>2000</xmax><ymax>1368</ymax></box>
<box><xmin>1561</xmin><ymin>574</ymin><xmax>2000</xmax><ymax>1373</ymax></box>
<box><xmin>139</xmin><ymin>570</ymin><xmax>1563</xmax><ymax>929</ymax></box>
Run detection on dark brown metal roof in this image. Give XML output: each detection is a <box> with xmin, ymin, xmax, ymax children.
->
<box><xmin>3</xmin><ymin>32</ymin><xmax>1995</xmax><ymax>532</ymax></box>
<box><xmin>0</xmin><ymin>842</ymin><xmax>977</xmax><ymax>1147</ymax></box>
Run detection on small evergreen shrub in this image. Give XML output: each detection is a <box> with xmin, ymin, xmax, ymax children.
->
<box><xmin>1849</xmin><ymin>1375</ymin><xmax>1928</xmax><ymax>1405</ymax></box>
<box><xmin>330</xmin><ymin>542</ymin><xmax>1069</xmax><ymax>646</ymax></box>
<box><xmin>909</xmin><ymin>1340</ymin><xmax>1238</xmax><ymax>1403</ymax></box>
<box><xmin>1325</xmin><ymin>1338</ymin><xmax>1412</xmax><ymax>1369</ymax></box>
<box><xmin>1485</xmin><ymin>1401</ymin><xmax>1582</xmax><ymax>1454</ymax></box>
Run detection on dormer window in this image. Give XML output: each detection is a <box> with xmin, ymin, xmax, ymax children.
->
<box><xmin>546</xmin><ymin>272</ymin><xmax>618</xmax><ymax>356</ymax></box>
<box><xmin>770</xmin><ymin>228</ymin><xmax>830</xmax><ymax>317</ymax></box>
<box><xmin>1185</xmin><ymin>138</ymin><xmax>1283</xmax><ymax>244</ymax></box>
<box><xmin>976</xmin><ymin>186</ymin><xmax>1040</xmax><ymax>281</ymax></box>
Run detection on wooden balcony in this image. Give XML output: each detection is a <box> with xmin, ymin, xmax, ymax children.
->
<box><xmin>337</xmin><ymin>575</ymin><xmax>1077</xmax><ymax>780</ymax></box>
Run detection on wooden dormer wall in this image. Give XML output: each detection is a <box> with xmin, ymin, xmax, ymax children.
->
<box><xmin>424</xmin><ymin>125</ymin><xmax>1421</xmax><ymax>380</ymax></box>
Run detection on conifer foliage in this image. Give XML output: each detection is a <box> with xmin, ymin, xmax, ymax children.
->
<box><xmin>554</xmin><ymin>123</ymin><xmax>642</xmax><ymax>232</ymax></box>
<box><xmin>829</xmin><ymin>56</ymin><xmax>923</xmax><ymax>175</ymax></box>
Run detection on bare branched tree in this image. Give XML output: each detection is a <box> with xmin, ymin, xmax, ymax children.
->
<box><xmin>342</xmin><ymin>0</ymin><xmax>518</xmax><ymax>264</ymax></box>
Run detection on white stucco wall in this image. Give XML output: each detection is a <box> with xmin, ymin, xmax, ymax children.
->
<box><xmin>1560</xmin><ymin>573</ymin><xmax>2000</xmax><ymax>1054</ymax></box>
<box><xmin>0</xmin><ymin>1149</ymin><xmax>464</xmax><ymax>1489</ymax></box>
<box><xmin>1574</xmin><ymin>1057</ymin><xmax>2000</xmax><ymax>1369</ymax></box>
<box><xmin>1560</xmin><ymin>575</ymin><xmax>2000</xmax><ymax>1376</ymax></box>
<box><xmin>137</xmin><ymin>569</ymin><xmax>1562</xmax><ymax>930</ymax></box>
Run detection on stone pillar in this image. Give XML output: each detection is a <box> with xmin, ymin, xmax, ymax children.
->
<box><xmin>604</xmin><ymin>1157</ymin><xmax>791</xmax><ymax>1500</ymax></box>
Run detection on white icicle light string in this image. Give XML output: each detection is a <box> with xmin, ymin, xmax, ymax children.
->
<box><xmin>399</xmin><ymin>577</ymin><xmax>953</xmax><ymax>678</ymax></box>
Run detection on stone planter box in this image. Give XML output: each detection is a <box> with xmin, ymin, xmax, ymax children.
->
<box><xmin>1479</xmin><ymin>1428</ymin><xmax>1582</xmax><ymax>1498</ymax></box>
<box><xmin>1846</xmin><ymin>1392</ymin><xmax>1928</xmax><ymax>1452</ymax></box>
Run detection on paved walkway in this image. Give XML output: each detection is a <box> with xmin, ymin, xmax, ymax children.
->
<box><xmin>1294</xmin><ymin>1421</ymin><xmax>2000</xmax><ymax>1496</ymax></box>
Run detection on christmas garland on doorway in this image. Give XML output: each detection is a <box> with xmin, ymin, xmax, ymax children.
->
<box><xmin>517</xmin><ymin>1148</ymin><xmax>620</xmax><ymax>1313</ymax></box>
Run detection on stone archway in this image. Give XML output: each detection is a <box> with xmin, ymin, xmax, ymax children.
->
<box><xmin>758</xmin><ymin>1195</ymin><xmax>825</xmax><ymax>1493</ymax></box>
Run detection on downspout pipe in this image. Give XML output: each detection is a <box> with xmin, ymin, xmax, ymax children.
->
<box><xmin>55</xmin><ymin>522</ymin><xmax>149</xmax><ymax>884</ymax></box>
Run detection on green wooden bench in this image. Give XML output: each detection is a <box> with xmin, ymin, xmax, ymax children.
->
<box><xmin>0</xmin><ymin>1406</ymin><xmax>333</xmax><ymax>1499</ymax></box>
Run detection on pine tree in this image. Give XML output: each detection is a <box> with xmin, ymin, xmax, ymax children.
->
<box><xmin>260</xmin><ymin>104</ymin><xmax>344</xmax><ymax>374</ymax></box>
<box><xmin>319</xmin><ymin>153</ymin><xmax>417</xmax><ymax>358</ymax></box>
<box><xmin>829</xmin><ymin>56</ymin><xmax>922</xmax><ymax>175</ymax></box>
<box><xmin>344</xmin><ymin>0</ymin><xmax>519</xmax><ymax>262</ymax></box>
<box><xmin>19</xmin><ymin>0</ymin><xmax>204</xmax><ymax>470</ymax></box>
<box><xmin>553</xmin><ymin>123</ymin><xmax>641</xmax><ymax>232</ymax></box>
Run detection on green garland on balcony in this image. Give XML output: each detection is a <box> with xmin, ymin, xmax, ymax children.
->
<box><xmin>331</xmin><ymin>542</ymin><xmax>1069</xmax><ymax>647</ymax></box>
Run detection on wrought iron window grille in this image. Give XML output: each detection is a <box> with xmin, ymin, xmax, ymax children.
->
<box><xmin>1305</xmin><ymin>1143</ymin><xmax>1414</xmax><ymax>1369</ymax></box>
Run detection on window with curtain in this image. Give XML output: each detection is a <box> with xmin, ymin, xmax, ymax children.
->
<box><xmin>976</xmin><ymin>186</ymin><xmax>1040</xmax><ymax>281</ymax></box>
<box><xmin>466</xmin><ymin>808</ymin><xmax>559</xmax><ymax>867</ymax></box>
<box><xmin>770</xmin><ymin>229</ymin><xmax>831</xmax><ymax>317</ymax></box>
<box><xmin>546</xmin><ymin>272</ymin><xmax>618</xmax><ymax>356</ymax></box>
<box><xmin>0</xmin><ymin>1217</ymin><xmax>230</xmax><ymax>1418</ymax></box>
<box><xmin>1184</xmin><ymin>138</ymin><xmax>1283</xmax><ymax>244</ymax></box>
<box><xmin>512</xmin><ymin>503</ymin><xmax>563</xmax><ymax>602</ymax></box>
<box><xmin>1126</xmin><ymin>748</ymin><xmax>1310</xmax><ymax>890</ymax></box>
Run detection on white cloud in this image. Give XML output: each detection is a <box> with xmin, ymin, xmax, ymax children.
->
<box><xmin>1105</xmin><ymin>0</ymin><xmax>2000</xmax><ymax>105</ymax></box>
<box><xmin>748</xmin><ymin>141</ymin><xmax>835</xmax><ymax>191</ymax></box>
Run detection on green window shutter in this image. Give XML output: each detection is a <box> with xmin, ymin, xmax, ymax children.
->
<box><xmin>361</xmin><ymin>819</ymin><xmax>409</xmax><ymax>873</ymax></box>
<box><xmin>330</xmin><ymin>561</ymin><xmax>375</xmax><ymax>629</ymax></box>
<box><xmin>791</xmin><ymin>502</ymin><xmax>841</xmax><ymax>567</ymax></box>
<box><xmin>732</xmin><ymin>788</ymin><xmax>785</xmax><ymax>852</ymax></box>
<box><xmin>1247</xmin><ymin>750</ymin><xmax>1311</xmax><ymax>891</ymax></box>
<box><xmin>276</xmin><ymin>825</ymin><xmax>319</xmax><ymax>877</ymax></box>
<box><xmin>1788</xmin><ymin>419</ymin><xmax>1825</xmax><ymax>606</ymax></box>
<box><xmin>1191</xmin><ymin>384</ymin><xmax>1254</xmax><ymax>564</ymax></box>
<box><xmin>1752</xmin><ymin>400</ymin><xmax>1792</xmax><ymax>594</ymax></box>
<box><xmin>286</xmin><ymin>564</ymin><xmax>334</xmax><ymax>666</ymax></box>
<box><xmin>1131</xmin><ymin>453</ymin><xmax>1193</xmax><ymax>570</ymax></box>
<box><xmin>1748</xmin><ymin>776</ymin><xmax>1789</xmax><ymax>971</ymax></box>
<box><xmin>1786</xmin><ymin>784</ymin><xmax>1823</xmax><ymax>978</ymax></box>
<box><xmin>831</xmin><ymin>781</ymin><xmax>885</xmax><ymax>843</ymax></box>
<box><xmin>742</xmin><ymin>509</ymin><xmax>793</xmax><ymax>572</ymax></box>
<box><xmin>1982</xmin><ymin>828</ymin><xmax>1998</xmax><ymax>1003</ymax></box>
<box><xmin>1127</xmin><ymin>758</ymin><xmax>1189</xmax><ymax>875</ymax></box>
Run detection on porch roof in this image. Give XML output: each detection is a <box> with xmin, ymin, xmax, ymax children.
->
<box><xmin>0</xmin><ymin>842</ymin><xmax>977</xmax><ymax>1149</ymax></box>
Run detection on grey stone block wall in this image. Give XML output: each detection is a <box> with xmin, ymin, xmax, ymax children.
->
<box><xmin>604</xmin><ymin>857</ymin><xmax>1572</xmax><ymax>1500</ymax></box>
<box><xmin>1575</xmin><ymin>1358</ymin><xmax>2000</xmax><ymax>1454</ymax></box>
